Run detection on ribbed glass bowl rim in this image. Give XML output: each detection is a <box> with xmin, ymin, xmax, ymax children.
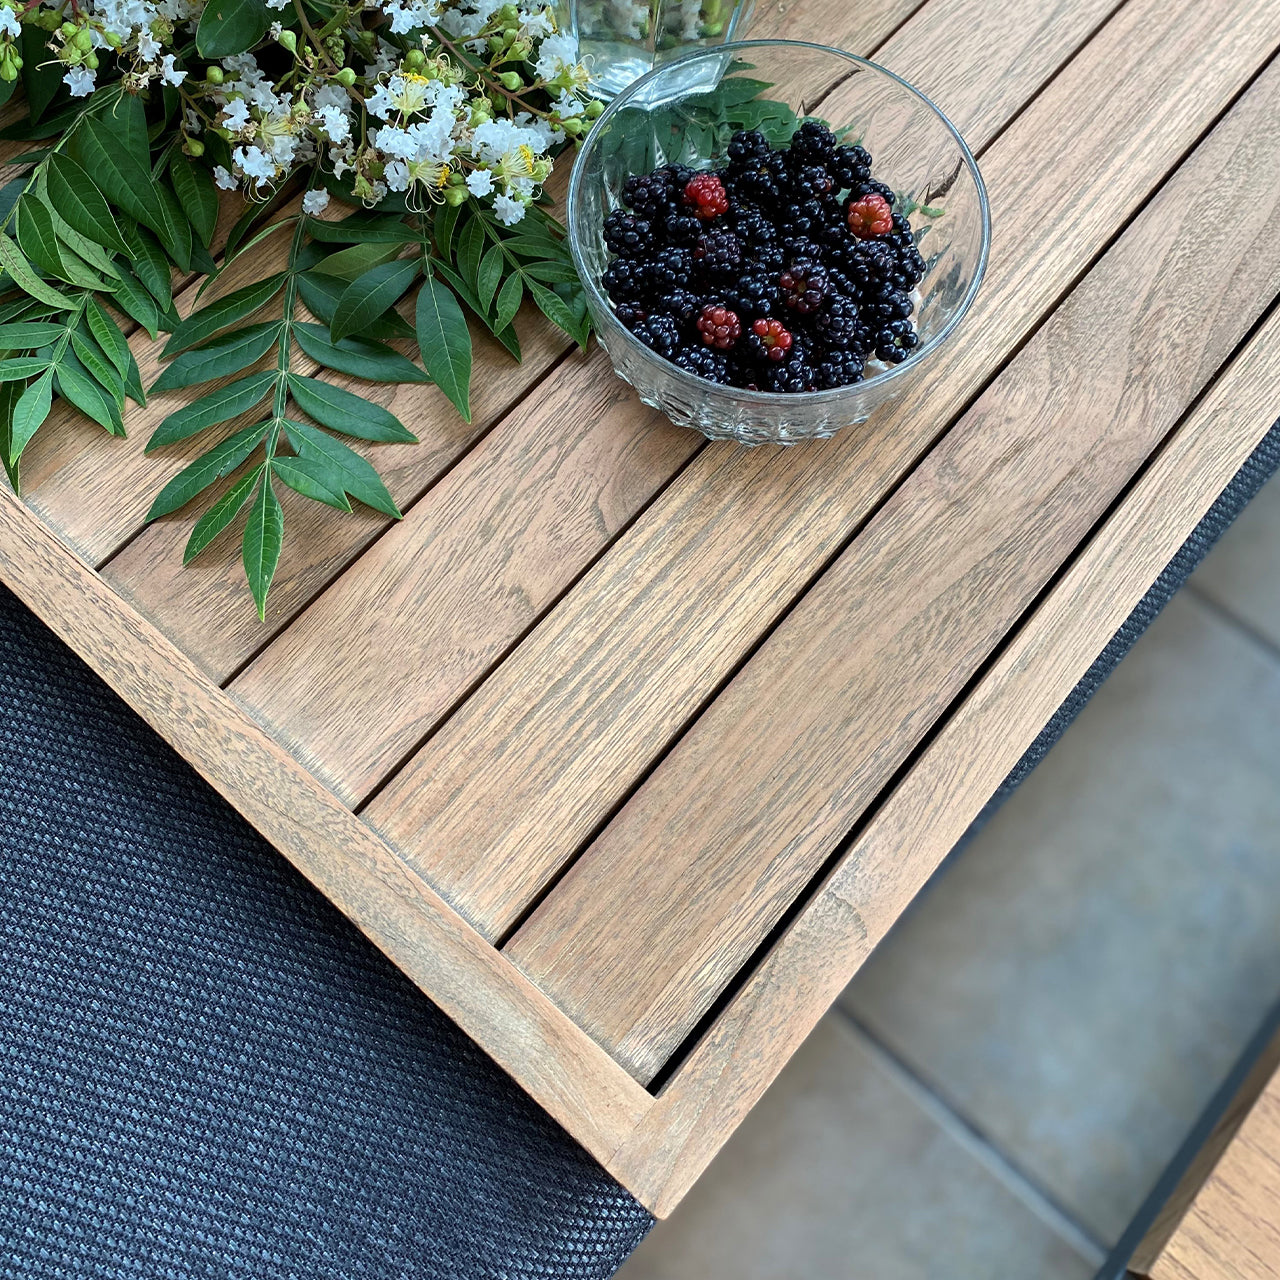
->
<box><xmin>567</xmin><ymin>38</ymin><xmax>992</xmax><ymax>409</ymax></box>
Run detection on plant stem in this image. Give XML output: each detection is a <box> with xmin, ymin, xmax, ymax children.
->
<box><xmin>292</xmin><ymin>0</ymin><xmax>338</xmax><ymax>72</ymax></box>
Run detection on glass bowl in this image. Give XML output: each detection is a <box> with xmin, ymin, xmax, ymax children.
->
<box><xmin>567</xmin><ymin>39</ymin><xmax>991</xmax><ymax>445</ymax></box>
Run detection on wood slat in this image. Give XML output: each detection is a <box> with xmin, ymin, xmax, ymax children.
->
<box><xmin>613</xmin><ymin>298</ymin><xmax>1280</xmax><ymax>1215</ymax></box>
<box><xmin>0</xmin><ymin>485</ymin><xmax>654</xmax><ymax>1168</ymax></box>
<box><xmin>361</xmin><ymin>0</ymin><xmax>1280</xmax><ymax>940</ymax></box>
<box><xmin>505</xmin><ymin>51</ymin><xmax>1280</xmax><ymax>1081</ymax></box>
<box><xmin>223</xmin><ymin>0</ymin><xmax>1115</xmax><ymax>812</ymax></box>
<box><xmin>77</xmin><ymin>0</ymin><xmax>921</xmax><ymax>680</ymax></box>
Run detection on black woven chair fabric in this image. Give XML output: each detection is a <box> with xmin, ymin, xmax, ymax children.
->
<box><xmin>0</xmin><ymin>586</ymin><xmax>652</xmax><ymax>1280</ymax></box>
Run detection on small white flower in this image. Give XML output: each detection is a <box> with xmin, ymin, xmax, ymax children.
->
<box><xmin>64</xmin><ymin>66</ymin><xmax>97</xmax><ymax>97</ymax></box>
<box><xmin>0</xmin><ymin>7</ymin><xmax>19</xmax><ymax>38</ymax></box>
<box><xmin>493</xmin><ymin>192</ymin><xmax>525</xmax><ymax>226</ymax></box>
<box><xmin>160</xmin><ymin>54</ymin><xmax>186</xmax><ymax>86</ymax></box>
<box><xmin>268</xmin><ymin>20</ymin><xmax>282</xmax><ymax>38</ymax></box>
<box><xmin>137</xmin><ymin>29</ymin><xmax>161</xmax><ymax>60</ymax></box>
<box><xmin>383</xmin><ymin>159</ymin><xmax>410</xmax><ymax>191</ymax></box>
<box><xmin>315</xmin><ymin>104</ymin><xmax>350</xmax><ymax>144</ymax></box>
<box><xmin>265</xmin><ymin>0</ymin><xmax>289</xmax><ymax>9</ymax></box>
<box><xmin>220</xmin><ymin>98</ymin><xmax>251</xmax><ymax>131</ymax></box>
<box><xmin>465</xmin><ymin>168</ymin><xmax>493</xmax><ymax>197</ymax></box>
<box><xmin>302</xmin><ymin>188</ymin><xmax>330</xmax><ymax>215</ymax></box>
<box><xmin>213</xmin><ymin>165</ymin><xmax>237</xmax><ymax>190</ymax></box>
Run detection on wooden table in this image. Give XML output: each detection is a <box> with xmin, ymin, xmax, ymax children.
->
<box><xmin>4</xmin><ymin>0</ymin><xmax>1280</xmax><ymax>1219</ymax></box>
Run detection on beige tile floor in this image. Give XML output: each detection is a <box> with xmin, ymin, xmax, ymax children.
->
<box><xmin>619</xmin><ymin>472</ymin><xmax>1280</xmax><ymax>1279</ymax></box>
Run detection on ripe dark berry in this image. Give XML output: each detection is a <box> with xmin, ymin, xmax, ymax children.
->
<box><xmin>847</xmin><ymin>193</ymin><xmax>894</xmax><ymax>239</ymax></box>
<box><xmin>728</xmin><ymin>204</ymin><xmax>777</xmax><ymax>247</ymax></box>
<box><xmin>684</xmin><ymin>172</ymin><xmax>729</xmax><ymax>220</ymax></box>
<box><xmin>725</xmin><ymin>270</ymin><xmax>778</xmax><ymax>321</ymax></box>
<box><xmin>677</xmin><ymin>345</ymin><xmax>731</xmax><ymax>383</ymax></box>
<box><xmin>830</xmin><ymin>144</ymin><xmax>872</xmax><ymax>190</ymax></box>
<box><xmin>816</xmin><ymin>348</ymin><xmax>865</xmax><ymax>388</ymax></box>
<box><xmin>763</xmin><ymin>357</ymin><xmax>818</xmax><ymax>394</ymax></box>
<box><xmin>694</xmin><ymin>230</ymin><xmax>742</xmax><ymax>284</ymax></box>
<box><xmin>728</xmin><ymin>128</ymin><xmax>771</xmax><ymax>164</ymax></box>
<box><xmin>792</xmin><ymin>164</ymin><xmax>834</xmax><ymax>199</ymax></box>
<box><xmin>747</xmin><ymin>317</ymin><xmax>793</xmax><ymax>362</ymax></box>
<box><xmin>602</xmin><ymin>257</ymin><xmax>650</xmax><ymax>302</ymax></box>
<box><xmin>812</xmin><ymin>295</ymin><xmax>863</xmax><ymax>350</ymax></box>
<box><xmin>633</xmin><ymin>314</ymin><xmax>681</xmax><ymax>359</ymax></box>
<box><xmin>697</xmin><ymin>303</ymin><xmax>741</xmax><ymax>350</ymax></box>
<box><xmin>874</xmin><ymin>319</ymin><xmax>919</xmax><ymax>363</ymax></box>
<box><xmin>657</xmin><ymin>287</ymin><xmax>704</xmax><ymax>329</ymax></box>
<box><xmin>726</xmin><ymin>150</ymin><xmax>787</xmax><ymax>207</ymax></box>
<box><xmin>662</xmin><ymin>209</ymin><xmax>702</xmax><ymax>246</ymax></box>
<box><xmin>622</xmin><ymin>171</ymin><xmax>674</xmax><ymax>218</ymax></box>
<box><xmin>789</xmin><ymin>119</ymin><xmax>837</xmax><ymax>165</ymax></box>
<box><xmin>779</xmin><ymin>260</ymin><xmax>828</xmax><ymax>314</ymax></box>
<box><xmin>650</xmin><ymin>246</ymin><xmax>694</xmax><ymax>292</ymax></box>
<box><xmin>604</xmin><ymin>209</ymin><xmax>651</xmax><ymax>257</ymax></box>
<box><xmin>613</xmin><ymin>302</ymin><xmax>648</xmax><ymax>330</ymax></box>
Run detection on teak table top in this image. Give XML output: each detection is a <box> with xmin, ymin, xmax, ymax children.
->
<box><xmin>4</xmin><ymin>0</ymin><xmax>1280</xmax><ymax>1217</ymax></box>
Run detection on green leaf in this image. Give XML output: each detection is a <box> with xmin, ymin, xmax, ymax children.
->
<box><xmin>432</xmin><ymin>200</ymin><xmax>461</xmax><ymax>260</ymax></box>
<box><xmin>330</xmin><ymin>257</ymin><xmax>419</xmax><ymax>344</ymax></box>
<box><xmin>271</xmin><ymin>455</ymin><xmax>351</xmax><ymax>510</ymax></box>
<box><xmin>54</xmin><ymin>360</ymin><xmax>124</xmax><ymax>435</ymax></box>
<box><xmin>454</xmin><ymin>216</ymin><xmax>484</xmax><ymax>293</ymax></box>
<box><xmin>147</xmin><ymin>419</ymin><xmax>270</xmax><ymax>518</ymax></box>
<box><xmin>85</xmin><ymin>298</ymin><xmax>133</xmax><ymax>378</ymax></box>
<box><xmin>0</xmin><ymin>233</ymin><xmax>71</xmax><ymax>310</ymax></box>
<box><xmin>111</xmin><ymin>91</ymin><xmax>152</xmax><ymax>170</ymax></box>
<box><xmin>45</xmin><ymin>153</ymin><xmax>131</xmax><ymax>256</ymax></box>
<box><xmin>109</xmin><ymin>266</ymin><xmax>162</xmax><ymax>337</ymax></box>
<box><xmin>307</xmin><ymin>215</ymin><xmax>417</xmax><ymax>244</ymax></box>
<box><xmin>153</xmin><ymin>320</ymin><xmax>280</xmax><ymax>392</ymax></box>
<box><xmin>153</xmin><ymin>183</ymin><xmax>193</xmax><ymax>273</ymax></box>
<box><xmin>296</xmin><ymin>270</ymin><xmax>414</xmax><ymax>341</ymax></box>
<box><xmin>520</xmin><ymin>260</ymin><xmax>582</xmax><ymax>284</ymax></box>
<box><xmin>15</xmin><ymin>199</ymin><xmax>66</xmax><ymax>279</ymax></box>
<box><xmin>283</xmin><ymin>418</ymin><xmax>401</xmax><ymax>518</ymax></box>
<box><xmin>311</xmin><ymin>240</ymin><xmax>405</xmax><ymax>283</ymax></box>
<box><xmin>5</xmin><ymin>367</ymin><xmax>53</xmax><ymax>474</ymax></box>
<box><xmin>19</xmin><ymin>25</ymin><xmax>62</xmax><ymax>123</ymax></box>
<box><xmin>0</xmin><ymin>357</ymin><xmax>54</xmax><ymax>381</ymax></box>
<box><xmin>293</xmin><ymin>322</ymin><xmax>431</xmax><ymax>384</ymax></box>
<box><xmin>287</xmin><ymin>374</ymin><xmax>416</xmax><ymax>443</ymax></box>
<box><xmin>148</xmin><ymin>370</ymin><xmax>277</xmax><ymax>450</ymax></box>
<box><xmin>185</xmin><ymin>466</ymin><xmax>262</xmax><ymax>562</ymax></box>
<box><xmin>121</xmin><ymin>221</ymin><xmax>173</xmax><ymax>309</ymax></box>
<box><xmin>49</xmin><ymin>208</ymin><xmax>122</xmax><ymax>281</ymax></box>
<box><xmin>70</xmin><ymin>331</ymin><xmax>125</xmax><ymax>403</ymax></box>
<box><xmin>525</xmin><ymin>278</ymin><xmax>586</xmax><ymax>347</ymax></box>
<box><xmin>493</xmin><ymin>272</ymin><xmax>523</xmax><ymax>333</ymax></box>
<box><xmin>415</xmin><ymin>274</ymin><xmax>472</xmax><ymax>422</ymax></box>
<box><xmin>169</xmin><ymin>153</ymin><xmax>219</xmax><ymax>247</ymax></box>
<box><xmin>197</xmin><ymin>0</ymin><xmax>270</xmax><ymax>56</ymax></box>
<box><xmin>68</xmin><ymin>118</ymin><xmax>170</xmax><ymax>244</ymax></box>
<box><xmin>241</xmin><ymin>470</ymin><xmax>283</xmax><ymax>620</ymax></box>
<box><xmin>477</xmin><ymin>244</ymin><xmax>504</xmax><ymax>314</ymax></box>
<box><xmin>0</xmin><ymin>322</ymin><xmax>68</xmax><ymax>348</ymax></box>
<box><xmin>0</xmin><ymin>379</ymin><xmax>23</xmax><ymax>490</ymax></box>
<box><xmin>0</xmin><ymin>177</ymin><xmax>27</xmax><ymax>230</ymax></box>
<box><xmin>163</xmin><ymin>274</ymin><xmax>286</xmax><ymax>357</ymax></box>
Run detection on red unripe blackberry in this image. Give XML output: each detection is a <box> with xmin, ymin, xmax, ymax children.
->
<box><xmin>683</xmin><ymin>172</ymin><xmax>729</xmax><ymax>220</ymax></box>
<box><xmin>748</xmin><ymin>317</ymin><xmax>793</xmax><ymax>362</ymax></box>
<box><xmin>697</xmin><ymin>304</ymin><xmax>741</xmax><ymax>350</ymax></box>
<box><xmin>847</xmin><ymin>193</ymin><xmax>894</xmax><ymax>239</ymax></box>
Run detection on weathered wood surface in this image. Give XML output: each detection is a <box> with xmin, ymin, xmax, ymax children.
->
<box><xmin>3</xmin><ymin>0</ymin><xmax>1277</xmax><ymax>1221</ymax></box>
<box><xmin>364</xmin><ymin>0</ymin><xmax>1280</xmax><ymax>939</ymax></box>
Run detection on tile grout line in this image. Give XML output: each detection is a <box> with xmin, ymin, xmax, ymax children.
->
<box><xmin>833</xmin><ymin>1005</ymin><xmax>1110</xmax><ymax>1269</ymax></box>
<box><xmin>1183</xmin><ymin>582</ymin><xmax>1280</xmax><ymax>667</ymax></box>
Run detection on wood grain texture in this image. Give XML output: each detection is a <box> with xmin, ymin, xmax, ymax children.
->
<box><xmin>363</xmin><ymin>0</ymin><xmax>1277</xmax><ymax>942</ymax></box>
<box><xmin>0</xmin><ymin>486</ymin><xmax>654</xmax><ymax>1166</ymax></box>
<box><xmin>80</xmin><ymin>0</ymin><xmax>921</xmax><ymax>681</ymax></box>
<box><xmin>229</xmin><ymin>0</ymin><xmax>1114</xmax><ymax>819</ymax></box>
<box><xmin>506</xmin><ymin>53</ymin><xmax>1280</xmax><ymax>1082</ymax></box>
<box><xmin>612</xmin><ymin>291</ymin><xmax>1280</xmax><ymax>1217</ymax></box>
<box><xmin>1145</xmin><ymin>1069</ymin><xmax>1280</xmax><ymax>1279</ymax></box>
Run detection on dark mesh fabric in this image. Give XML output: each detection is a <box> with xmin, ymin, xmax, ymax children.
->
<box><xmin>0</xmin><ymin>586</ymin><xmax>652</xmax><ymax>1280</ymax></box>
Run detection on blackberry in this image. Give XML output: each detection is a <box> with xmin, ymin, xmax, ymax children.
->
<box><xmin>781</xmin><ymin>235</ymin><xmax>826</xmax><ymax>266</ymax></box>
<box><xmin>649</xmin><ymin>246</ymin><xmax>694</xmax><ymax>292</ymax></box>
<box><xmin>683</xmin><ymin>171</ymin><xmax>729</xmax><ymax>220</ymax></box>
<box><xmin>728</xmin><ymin>203</ymin><xmax>777</xmax><ymax>247</ymax></box>
<box><xmin>811</xmin><ymin>295</ymin><xmax>863</xmax><ymax>350</ymax></box>
<box><xmin>676</xmin><ymin>345</ymin><xmax>731</xmax><ymax>383</ymax></box>
<box><xmin>816</xmin><ymin>348</ymin><xmax>865</xmax><ymax>388</ymax></box>
<box><xmin>633</xmin><ymin>313</ymin><xmax>682</xmax><ymax>359</ymax></box>
<box><xmin>724</xmin><ymin>269</ymin><xmax>778</xmax><ymax>321</ymax></box>
<box><xmin>856</xmin><ymin>178</ymin><xmax>896</xmax><ymax>206</ymax></box>
<box><xmin>838</xmin><ymin>238</ymin><xmax>897</xmax><ymax>289</ymax></box>
<box><xmin>846</xmin><ymin>192</ymin><xmax>894</xmax><ymax>239</ymax></box>
<box><xmin>728</xmin><ymin>128</ymin><xmax>771</xmax><ymax>164</ymax></box>
<box><xmin>662</xmin><ymin>208</ymin><xmax>703</xmax><ymax>246</ymax></box>
<box><xmin>792</xmin><ymin>164</ymin><xmax>834</xmax><ymax>200</ymax></box>
<box><xmin>830</xmin><ymin>144</ymin><xmax>872</xmax><ymax>190</ymax></box>
<box><xmin>694</xmin><ymin>230</ymin><xmax>742</xmax><ymax>284</ymax></box>
<box><xmin>788</xmin><ymin>119</ymin><xmax>837</xmax><ymax>165</ymax></box>
<box><xmin>745</xmin><ymin>317</ymin><xmax>793</xmax><ymax>363</ymax></box>
<box><xmin>726</xmin><ymin>150</ymin><xmax>787</xmax><ymax>207</ymax></box>
<box><xmin>604</xmin><ymin>209</ymin><xmax>652</xmax><ymax>257</ymax></box>
<box><xmin>613</xmin><ymin>302</ymin><xmax>648</xmax><ymax>330</ymax></box>
<box><xmin>656</xmin><ymin>287</ymin><xmax>704</xmax><ymax>329</ymax></box>
<box><xmin>622</xmin><ymin>171</ymin><xmax>674</xmax><ymax>218</ymax></box>
<box><xmin>763</xmin><ymin>356</ymin><xmax>818</xmax><ymax>394</ymax></box>
<box><xmin>874</xmin><ymin>318</ymin><xmax>919</xmax><ymax>363</ymax></box>
<box><xmin>779</xmin><ymin>259</ymin><xmax>828</xmax><ymax>315</ymax></box>
<box><xmin>602</xmin><ymin>257</ymin><xmax>651</xmax><ymax>302</ymax></box>
<box><xmin>696</xmin><ymin>303</ymin><xmax>741</xmax><ymax>350</ymax></box>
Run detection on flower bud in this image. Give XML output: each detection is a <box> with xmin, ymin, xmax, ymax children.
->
<box><xmin>72</xmin><ymin>28</ymin><xmax>93</xmax><ymax>50</ymax></box>
<box><xmin>497</xmin><ymin>2</ymin><xmax>518</xmax><ymax>22</ymax></box>
<box><xmin>335</xmin><ymin>66</ymin><xmax>357</xmax><ymax>87</ymax></box>
<box><xmin>559</xmin><ymin>116</ymin><xmax>585</xmax><ymax>136</ymax></box>
<box><xmin>277</xmin><ymin>27</ymin><xmax>296</xmax><ymax>51</ymax></box>
<box><xmin>205</xmin><ymin>65</ymin><xmax>224</xmax><ymax>83</ymax></box>
<box><xmin>498</xmin><ymin>70</ymin><xmax>522</xmax><ymax>91</ymax></box>
<box><xmin>0</xmin><ymin>56</ymin><xmax>14</xmax><ymax>82</ymax></box>
<box><xmin>185</xmin><ymin>137</ymin><xmax>205</xmax><ymax>156</ymax></box>
<box><xmin>487</xmin><ymin>35</ymin><xmax>504</xmax><ymax>53</ymax></box>
<box><xmin>404</xmin><ymin>48</ymin><xmax>424</xmax><ymax>69</ymax></box>
<box><xmin>104</xmin><ymin>30</ymin><xmax>122</xmax><ymax>46</ymax></box>
<box><xmin>84</xmin><ymin>50</ymin><xmax>98</xmax><ymax>67</ymax></box>
<box><xmin>585</xmin><ymin>98</ymin><xmax>603</xmax><ymax>118</ymax></box>
<box><xmin>59</xmin><ymin>21</ymin><xmax>76</xmax><ymax>37</ymax></box>
<box><xmin>443</xmin><ymin>185</ymin><xmax>468</xmax><ymax>206</ymax></box>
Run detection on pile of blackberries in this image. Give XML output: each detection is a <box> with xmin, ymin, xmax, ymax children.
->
<box><xmin>600</xmin><ymin>120</ymin><xmax>927</xmax><ymax>392</ymax></box>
